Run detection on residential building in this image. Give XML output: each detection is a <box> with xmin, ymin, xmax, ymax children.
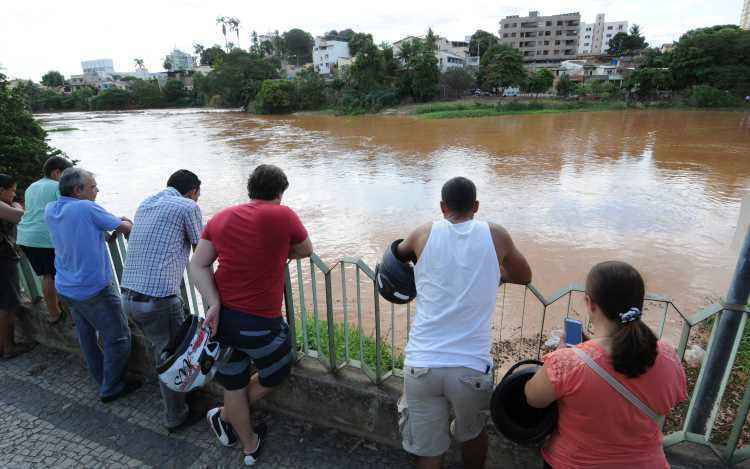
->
<box><xmin>392</xmin><ymin>35</ymin><xmax>472</xmax><ymax>72</ymax></box>
<box><xmin>742</xmin><ymin>0</ymin><xmax>749</xmax><ymax>29</ymax></box>
<box><xmin>81</xmin><ymin>59</ymin><xmax>114</xmax><ymax>75</ymax></box>
<box><xmin>578</xmin><ymin>14</ymin><xmax>628</xmax><ymax>55</ymax></box>
<box><xmin>499</xmin><ymin>11</ymin><xmax>581</xmax><ymax>69</ymax></box>
<box><xmin>165</xmin><ymin>49</ymin><xmax>194</xmax><ymax>72</ymax></box>
<box><xmin>313</xmin><ymin>37</ymin><xmax>350</xmax><ymax>75</ymax></box>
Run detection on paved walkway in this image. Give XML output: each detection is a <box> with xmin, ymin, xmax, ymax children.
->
<box><xmin>0</xmin><ymin>346</ymin><xmax>413</xmax><ymax>468</ymax></box>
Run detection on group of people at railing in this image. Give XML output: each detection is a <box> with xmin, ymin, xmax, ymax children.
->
<box><xmin>0</xmin><ymin>158</ymin><xmax>688</xmax><ymax>468</ymax></box>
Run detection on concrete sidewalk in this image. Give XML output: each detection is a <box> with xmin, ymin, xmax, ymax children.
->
<box><xmin>0</xmin><ymin>346</ymin><xmax>413</xmax><ymax>468</ymax></box>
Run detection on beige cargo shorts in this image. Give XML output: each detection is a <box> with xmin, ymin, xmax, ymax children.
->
<box><xmin>398</xmin><ymin>366</ymin><xmax>494</xmax><ymax>457</ymax></box>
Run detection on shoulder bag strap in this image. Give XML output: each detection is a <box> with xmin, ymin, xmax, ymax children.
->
<box><xmin>572</xmin><ymin>347</ymin><xmax>663</xmax><ymax>424</ymax></box>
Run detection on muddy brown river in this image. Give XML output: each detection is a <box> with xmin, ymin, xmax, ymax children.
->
<box><xmin>39</xmin><ymin>108</ymin><xmax>750</xmax><ymax>324</ymax></box>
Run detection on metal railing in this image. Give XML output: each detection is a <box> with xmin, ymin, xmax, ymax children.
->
<box><xmin>15</xmin><ymin>232</ymin><xmax>750</xmax><ymax>465</ymax></box>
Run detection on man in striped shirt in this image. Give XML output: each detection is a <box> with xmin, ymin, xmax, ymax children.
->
<box><xmin>121</xmin><ymin>169</ymin><xmax>203</xmax><ymax>432</ymax></box>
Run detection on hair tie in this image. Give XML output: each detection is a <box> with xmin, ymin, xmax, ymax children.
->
<box><xmin>620</xmin><ymin>307</ymin><xmax>642</xmax><ymax>324</ymax></box>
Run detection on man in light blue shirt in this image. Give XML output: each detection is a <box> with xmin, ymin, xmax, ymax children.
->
<box><xmin>45</xmin><ymin>167</ymin><xmax>139</xmax><ymax>403</ymax></box>
<box><xmin>17</xmin><ymin>156</ymin><xmax>72</xmax><ymax>324</ymax></box>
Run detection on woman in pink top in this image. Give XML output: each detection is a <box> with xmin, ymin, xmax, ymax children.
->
<box><xmin>525</xmin><ymin>261</ymin><xmax>687</xmax><ymax>469</ymax></box>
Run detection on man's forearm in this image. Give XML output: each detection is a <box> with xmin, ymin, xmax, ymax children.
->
<box><xmin>190</xmin><ymin>265</ymin><xmax>221</xmax><ymax>308</ymax></box>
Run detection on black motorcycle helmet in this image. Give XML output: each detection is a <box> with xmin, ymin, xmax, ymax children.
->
<box><xmin>491</xmin><ymin>359</ymin><xmax>558</xmax><ymax>446</ymax></box>
<box><xmin>375</xmin><ymin>239</ymin><xmax>416</xmax><ymax>304</ymax></box>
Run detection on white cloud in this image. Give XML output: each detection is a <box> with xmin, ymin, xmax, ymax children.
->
<box><xmin>0</xmin><ymin>0</ymin><xmax>743</xmax><ymax>80</ymax></box>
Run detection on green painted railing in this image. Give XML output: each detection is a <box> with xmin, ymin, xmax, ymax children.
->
<box><xmin>16</xmin><ymin>233</ymin><xmax>750</xmax><ymax>465</ymax></box>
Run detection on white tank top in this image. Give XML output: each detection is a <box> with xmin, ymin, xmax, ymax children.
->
<box><xmin>405</xmin><ymin>219</ymin><xmax>501</xmax><ymax>372</ymax></box>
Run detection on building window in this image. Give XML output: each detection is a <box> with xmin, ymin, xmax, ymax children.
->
<box><xmin>607</xmin><ymin>26</ymin><xmax>613</xmax><ymax>30</ymax></box>
<box><xmin>606</xmin><ymin>34</ymin><xmax>612</xmax><ymax>38</ymax></box>
<box><xmin>543</xmin><ymin>50</ymin><xmax>549</xmax><ymax>55</ymax></box>
<box><xmin>555</xmin><ymin>40</ymin><xmax>561</xmax><ymax>45</ymax></box>
<box><xmin>513</xmin><ymin>23</ymin><xmax>517</xmax><ymax>27</ymax></box>
<box><xmin>511</xmin><ymin>32</ymin><xmax>516</xmax><ymax>37</ymax></box>
<box><xmin>619</xmin><ymin>25</ymin><xmax>624</xmax><ymax>30</ymax></box>
<box><xmin>584</xmin><ymin>42</ymin><xmax>590</xmax><ymax>46</ymax></box>
<box><xmin>546</xmin><ymin>21</ymin><xmax>552</xmax><ymax>26</ymax></box>
<box><xmin>537</xmin><ymin>50</ymin><xmax>541</xmax><ymax>55</ymax></box>
<box><xmin>554</xmin><ymin>49</ymin><xmax>560</xmax><ymax>54</ymax></box>
<box><xmin>544</xmin><ymin>40</ymin><xmax>550</xmax><ymax>45</ymax></box>
<box><xmin>585</xmin><ymin>35</ymin><xmax>590</xmax><ymax>39</ymax></box>
<box><xmin>545</xmin><ymin>31</ymin><xmax>551</xmax><ymax>36</ymax></box>
<box><xmin>503</xmin><ymin>33</ymin><xmax>508</xmax><ymax>38</ymax></box>
<box><xmin>557</xmin><ymin>21</ymin><xmax>563</xmax><ymax>26</ymax></box>
<box><xmin>556</xmin><ymin>31</ymin><xmax>562</xmax><ymax>36</ymax></box>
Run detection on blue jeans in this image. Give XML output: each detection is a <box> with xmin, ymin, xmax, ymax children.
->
<box><xmin>124</xmin><ymin>294</ymin><xmax>188</xmax><ymax>428</ymax></box>
<box><xmin>61</xmin><ymin>284</ymin><xmax>131</xmax><ymax>398</ymax></box>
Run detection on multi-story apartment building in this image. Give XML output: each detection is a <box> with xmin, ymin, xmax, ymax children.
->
<box><xmin>81</xmin><ymin>59</ymin><xmax>114</xmax><ymax>75</ymax></box>
<box><xmin>499</xmin><ymin>11</ymin><xmax>581</xmax><ymax>69</ymax></box>
<box><xmin>578</xmin><ymin>14</ymin><xmax>628</xmax><ymax>55</ymax></box>
<box><xmin>313</xmin><ymin>37</ymin><xmax>350</xmax><ymax>75</ymax></box>
<box><xmin>165</xmin><ymin>49</ymin><xmax>195</xmax><ymax>72</ymax></box>
<box><xmin>742</xmin><ymin>0</ymin><xmax>749</xmax><ymax>29</ymax></box>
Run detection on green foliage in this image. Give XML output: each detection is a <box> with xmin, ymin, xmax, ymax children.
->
<box><xmin>687</xmin><ymin>85</ymin><xmax>743</xmax><ymax>108</ymax></box>
<box><xmin>323</xmin><ymin>29</ymin><xmax>356</xmax><ymax>42</ymax></box>
<box><xmin>440</xmin><ymin>68</ymin><xmax>475</xmax><ymax>99</ymax></box>
<box><xmin>130</xmin><ymin>79</ymin><xmax>163</xmax><ymax>107</ymax></box>
<box><xmin>469</xmin><ymin>30</ymin><xmax>499</xmax><ymax>59</ymax></box>
<box><xmin>90</xmin><ymin>89</ymin><xmax>131</xmax><ymax>110</ymax></box>
<box><xmin>397</xmin><ymin>33</ymin><xmax>440</xmax><ymax>102</ymax></box>
<box><xmin>194</xmin><ymin>49</ymin><xmax>281</xmax><ymax>107</ymax></box>
<box><xmin>415</xmin><ymin>100</ymin><xmax>628</xmax><ymax>119</ymax></box>
<box><xmin>0</xmin><ymin>73</ymin><xmax>65</xmax><ymax>192</ymax></box>
<box><xmin>338</xmin><ymin>89</ymin><xmax>399</xmax><ymax>114</ymax></box>
<box><xmin>41</xmin><ymin>70</ymin><xmax>64</xmax><ymax>88</ymax></box>
<box><xmin>254</xmin><ymin>79</ymin><xmax>296</xmax><ymax>114</ymax></box>
<box><xmin>198</xmin><ymin>45</ymin><xmax>226</xmax><ymax>66</ymax></box>
<box><xmin>670</xmin><ymin>25</ymin><xmax>750</xmax><ymax>96</ymax></box>
<box><xmin>162</xmin><ymin>80</ymin><xmax>186</xmax><ymax>103</ymax></box>
<box><xmin>283</xmin><ymin>28</ymin><xmax>314</xmax><ymax>65</ymax></box>
<box><xmin>607</xmin><ymin>24</ymin><xmax>649</xmax><ymax>56</ymax></box>
<box><xmin>293</xmin><ymin>68</ymin><xmax>327</xmax><ymax>110</ymax></box>
<box><xmin>295</xmin><ymin>316</ymin><xmax>404</xmax><ymax>370</ymax></box>
<box><xmin>479</xmin><ymin>44</ymin><xmax>526</xmax><ymax>90</ymax></box>
<box><xmin>526</xmin><ymin>69</ymin><xmax>554</xmax><ymax>94</ymax></box>
<box><xmin>626</xmin><ymin>68</ymin><xmax>673</xmax><ymax>98</ymax></box>
<box><xmin>556</xmin><ymin>75</ymin><xmax>574</xmax><ymax>97</ymax></box>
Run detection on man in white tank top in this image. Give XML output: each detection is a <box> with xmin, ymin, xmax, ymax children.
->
<box><xmin>395</xmin><ymin>177</ymin><xmax>532</xmax><ymax>469</ymax></box>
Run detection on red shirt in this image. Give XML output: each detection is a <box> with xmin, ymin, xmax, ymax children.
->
<box><xmin>541</xmin><ymin>340</ymin><xmax>687</xmax><ymax>469</ymax></box>
<box><xmin>202</xmin><ymin>202</ymin><xmax>308</xmax><ymax>318</ymax></box>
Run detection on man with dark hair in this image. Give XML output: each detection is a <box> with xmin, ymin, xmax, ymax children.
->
<box><xmin>190</xmin><ymin>164</ymin><xmax>312</xmax><ymax>466</ymax></box>
<box><xmin>121</xmin><ymin>169</ymin><xmax>203</xmax><ymax>432</ymax></box>
<box><xmin>45</xmin><ymin>168</ymin><xmax>138</xmax><ymax>403</ymax></box>
<box><xmin>17</xmin><ymin>155</ymin><xmax>73</xmax><ymax>324</ymax></box>
<box><xmin>395</xmin><ymin>176</ymin><xmax>532</xmax><ymax>469</ymax></box>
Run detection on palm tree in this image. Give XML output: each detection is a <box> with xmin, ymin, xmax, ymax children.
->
<box><xmin>216</xmin><ymin>16</ymin><xmax>228</xmax><ymax>50</ymax></box>
<box><xmin>227</xmin><ymin>17</ymin><xmax>241</xmax><ymax>48</ymax></box>
<box><xmin>133</xmin><ymin>58</ymin><xmax>145</xmax><ymax>71</ymax></box>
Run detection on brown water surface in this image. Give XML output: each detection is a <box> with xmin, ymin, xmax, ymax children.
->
<box><xmin>39</xmin><ymin>109</ymin><xmax>750</xmax><ymax>317</ymax></box>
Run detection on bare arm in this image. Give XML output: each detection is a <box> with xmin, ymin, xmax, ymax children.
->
<box><xmin>288</xmin><ymin>237</ymin><xmax>313</xmax><ymax>259</ymax></box>
<box><xmin>189</xmin><ymin>239</ymin><xmax>221</xmax><ymax>335</ymax></box>
<box><xmin>396</xmin><ymin>222</ymin><xmax>432</xmax><ymax>262</ymax></box>
<box><xmin>524</xmin><ymin>364</ymin><xmax>557</xmax><ymax>408</ymax></box>
<box><xmin>490</xmin><ymin>223</ymin><xmax>532</xmax><ymax>285</ymax></box>
<box><xmin>115</xmin><ymin>217</ymin><xmax>133</xmax><ymax>237</ymax></box>
<box><xmin>0</xmin><ymin>201</ymin><xmax>24</xmax><ymax>224</ymax></box>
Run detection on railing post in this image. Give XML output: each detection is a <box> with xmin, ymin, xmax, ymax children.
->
<box><xmin>686</xmin><ymin>226</ymin><xmax>750</xmax><ymax>436</ymax></box>
<box><xmin>324</xmin><ymin>269</ymin><xmax>337</xmax><ymax>371</ymax></box>
<box><xmin>284</xmin><ymin>263</ymin><xmax>298</xmax><ymax>362</ymax></box>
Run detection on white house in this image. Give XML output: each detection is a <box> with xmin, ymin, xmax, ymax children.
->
<box><xmin>578</xmin><ymin>14</ymin><xmax>628</xmax><ymax>55</ymax></box>
<box><xmin>313</xmin><ymin>37</ymin><xmax>350</xmax><ymax>75</ymax></box>
<box><xmin>392</xmin><ymin>35</ymin><xmax>472</xmax><ymax>72</ymax></box>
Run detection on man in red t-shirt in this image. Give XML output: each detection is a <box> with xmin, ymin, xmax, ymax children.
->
<box><xmin>190</xmin><ymin>164</ymin><xmax>312</xmax><ymax>466</ymax></box>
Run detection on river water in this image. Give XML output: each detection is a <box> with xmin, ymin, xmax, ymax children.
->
<box><xmin>38</xmin><ymin>108</ymin><xmax>750</xmax><ymax>319</ymax></box>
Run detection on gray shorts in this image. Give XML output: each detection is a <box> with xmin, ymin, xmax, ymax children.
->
<box><xmin>399</xmin><ymin>366</ymin><xmax>494</xmax><ymax>457</ymax></box>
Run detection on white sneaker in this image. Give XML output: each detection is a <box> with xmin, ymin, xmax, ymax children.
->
<box><xmin>243</xmin><ymin>434</ymin><xmax>263</xmax><ymax>466</ymax></box>
<box><xmin>206</xmin><ymin>407</ymin><xmax>238</xmax><ymax>447</ymax></box>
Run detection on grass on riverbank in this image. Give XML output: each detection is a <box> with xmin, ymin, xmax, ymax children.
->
<box><xmin>294</xmin><ymin>316</ymin><xmax>404</xmax><ymax>370</ymax></box>
<box><xmin>47</xmin><ymin>127</ymin><xmax>79</xmax><ymax>132</ymax></box>
<box><xmin>413</xmin><ymin>100</ymin><xmax>632</xmax><ymax>119</ymax></box>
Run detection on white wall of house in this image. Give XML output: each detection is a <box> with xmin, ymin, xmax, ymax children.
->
<box><xmin>313</xmin><ymin>37</ymin><xmax>350</xmax><ymax>75</ymax></box>
<box><xmin>578</xmin><ymin>14</ymin><xmax>628</xmax><ymax>54</ymax></box>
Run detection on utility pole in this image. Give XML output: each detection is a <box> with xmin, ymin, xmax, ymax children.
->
<box><xmin>686</xmin><ymin>226</ymin><xmax>750</xmax><ymax>435</ymax></box>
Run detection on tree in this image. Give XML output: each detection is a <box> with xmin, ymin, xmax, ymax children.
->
<box><xmin>131</xmin><ymin>79</ymin><xmax>163</xmax><ymax>107</ymax></box>
<box><xmin>469</xmin><ymin>30</ymin><xmax>499</xmax><ymax>58</ymax></box>
<box><xmin>526</xmin><ymin>69</ymin><xmax>554</xmax><ymax>95</ymax></box>
<box><xmin>670</xmin><ymin>25</ymin><xmax>750</xmax><ymax>96</ymax></box>
<box><xmin>294</xmin><ymin>68</ymin><xmax>327</xmax><ymax>110</ymax></box>
<box><xmin>199</xmin><ymin>45</ymin><xmax>226</xmax><ymax>66</ymax></box>
<box><xmin>397</xmin><ymin>34</ymin><xmax>439</xmax><ymax>102</ymax></box>
<box><xmin>324</xmin><ymin>29</ymin><xmax>355</xmax><ymax>42</ymax></box>
<box><xmin>0</xmin><ymin>73</ymin><xmax>66</xmax><ymax>191</ymax></box>
<box><xmin>227</xmin><ymin>17</ymin><xmax>241</xmax><ymax>48</ymax></box>
<box><xmin>194</xmin><ymin>49</ymin><xmax>281</xmax><ymax>107</ymax></box>
<box><xmin>625</xmin><ymin>68</ymin><xmax>673</xmax><ymax>98</ymax></box>
<box><xmin>254</xmin><ymin>79</ymin><xmax>296</xmax><ymax>114</ymax></box>
<box><xmin>283</xmin><ymin>29</ymin><xmax>314</xmax><ymax>64</ymax></box>
<box><xmin>440</xmin><ymin>68</ymin><xmax>475</xmax><ymax>98</ymax></box>
<box><xmin>163</xmin><ymin>56</ymin><xmax>173</xmax><ymax>71</ymax></box>
<box><xmin>41</xmin><ymin>70</ymin><xmax>64</xmax><ymax>87</ymax></box>
<box><xmin>162</xmin><ymin>80</ymin><xmax>186</xmax><ymax>103</ymax></box>
<box><xmin>193</xmin><ymin>43</ymin><xmax>205</xmax><ymax>58</ymax></box>
<box><xmin>479</xmin><ymin>44</ymin><xmax>526</xmax><ymax>90</ymax></box>
<box><xmin>90</xmin><ymin>89</ymin><xmax>131</xmax><ymax>110</ymax></box>
<box><xmin>607</xmin><ymin>24</ymin><xmax>649</xmax><ymax>56</ymax></box>
<box><xmin>216</xmin><ymin>16</ymin><xmax>229</xmax><ymax>50</ymax></box>
<box><xmin>556</xmin><ymin>74</ymin><xmax>574</xmax><ymax>96</ymax></box>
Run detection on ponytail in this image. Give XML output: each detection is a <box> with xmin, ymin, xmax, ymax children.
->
<box><xmin>586</xmin><ymin>261</ymin><xmax>658</xmax><ymax>378</ymax></box>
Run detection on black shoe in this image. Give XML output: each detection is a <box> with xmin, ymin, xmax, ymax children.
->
<box><xmin>242</xmin><ymin>426</ymin><xmax>267</xmax><ymax>466</ymax></box>
<box><xmin>101</xmin><ymin>380</ymin><xmax>142</xmax><ymax>403</ymax></box>
<box><xmin>166</xmin><ymin>408</ymin><xmax>205</xmax><ymax>434</ymax></box>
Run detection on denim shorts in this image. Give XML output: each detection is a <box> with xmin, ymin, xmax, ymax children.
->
<box><xmin>213</xmin><ymin>307</ymin><xmax>292</xmax><ymax>390</ymax></box>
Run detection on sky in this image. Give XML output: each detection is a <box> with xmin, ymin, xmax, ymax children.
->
<box><xmin>1</xmin><ymin>0</ymin><xmax>744</xmax><ymax>80</ymax></box>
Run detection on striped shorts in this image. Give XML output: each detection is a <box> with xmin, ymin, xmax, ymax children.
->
<box><xmin>214</xmin><ymin>307</ymin><xmax>293</xmax><ymax>390</ymax></box>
